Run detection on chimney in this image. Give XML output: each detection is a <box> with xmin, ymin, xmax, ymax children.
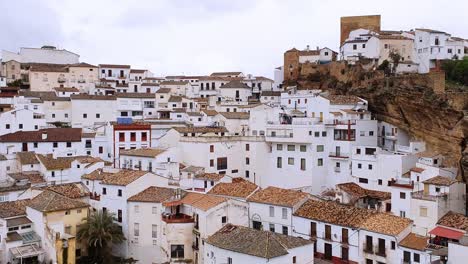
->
<box><xmin>42</xmin><ymin>132</ymin><xmax>48</xmax><ymax>140</ymax></box>
<box><xmin>316</xmin><ymin>46</ymin><xmax>319</xmax><ymax>51</ymax></box>
<box><xmin>306</xmin><ymin>45</ymin><xmax>310</xmax><ymax>51</ymax></box>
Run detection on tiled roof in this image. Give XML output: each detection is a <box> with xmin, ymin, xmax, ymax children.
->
<box><xmin>254</xmin><ymin>76</ymin><xmax>274</xmax><ymax>82</ymax></box>
<box><xmin>141</xmin><ymin>83</ymin><xmax>160</xmax><ymax>86</ymax></box>
<box><xmin>160</xmin><ymin>81</ymin><xmax>189</xmax><ymax>86</ymax></box>
<box><xmin>187</xmin><ymin>112</ymin><xmax>202</xmax><ymax>117</ymax></box>
<box><xmin>0</xmin><ymin>128</ymin><xmax>82</xmax><ymax>143</ymax></box>
<box><xmin>208</xmin><ymin>178</ymin><xmax>258</xmax><ymax>199</ymax></box>
<box><xmin>248</xmin><ymin>187</ymin><xmax>308</xmax><ymax>207</ymax></box>
<box><xmin>415</xmin><ymin>28</ymin><xmax>449</xmax><ymax>35</ymax></box>
<box><xmin>199</xmin><ymin>76</ymin><xmax>243</xmax><ymax>81</ymax></box>
<box><xmin>194</xmin><ymin>173</ymin><xmax>224</xmax><ymax>181</ymax></box>
<box><xmin>422</xmin><ymin>176</ymin><xmax>458</xmax><ymax>186</ymax></box>
<box><xmin>44</xmin><ymin>183</ymin><xmax>89</xmax><ymax>199</ymax></box>
<box><xmin>181</xmin><ymin>192</ymin><xmax>226</xmax><ymax>211</ymax></box>
<box><xmin>168</xmin><ymin>95</ymin><xmax>183</xmax><ymax>102</ymax></box>
<box><xmin>323</xmin><ymin>94</ymin><xmax>363</xmax><ymax>105</ymax></box>
<box><xmin>8</xmin><ymin>171</ymin><xmax>45</xmax><ymax>184</ymax></box>
<box><xmin>101</xmin><ymin>170</ymin><xmax>147</xmax><ymax>186</ymax></box>
<box><xmin>376</xmin><ymin>35</ymin><xmax>412</xmax><ymax>40</ymax></box>
<box><xmin>28</xmin><ymin>190</ymin><xmax>88</xmax><ymax>212</ymax></box>
<box><xmin>218</xmin><ymin>112</ymin><xmax>250</xmax><ymax>120</ymax></box>
<box><xmin>98</xmin><ymin>64</ymin><xmax>131</xmax><ymax>69</ymax></box>
<box><xmin>0</xmin><ymin>199</ymin><xmax>30</xmax><ymax>218</ymax></box>
<box><xmin>116</xmin><ymin>92</ymin><xmax>155</xmax><ymax>98</ymax></box>
<box><xmin>206</xmin><ymin>224</ymin><xmax>312</xmax><ymax>259</ymax></box>
<box><xmin>130</xmin><ymin>69</ymin><xmax>146</xmax><ymax>73</ymax></box>
<box><xmin>155</xmin><ymin>88</ymin><xmax>171</xmax><ymax>94</ymax></box>
<box><xmin>173</xmin><ymin>126</ymin><xmax>228</xmax><ymax>134</ymax></box>
<box><xmin>437</xmin><ymin>211</ymin><xmax>468</xmax><ymax>231</ymax></box>
<box><xmin>261</xmin><ymin>91</ymin><xmax>281</xmax><ymax>96</ymax></box>
<box><xmin>201</xmin><ymin>109</ymin><xmax>218</xmax><ymax>116</ymax></box>
<box><xmin>210</xmin><ymin>72</ymin><xmax>242</xmax><ymax>76</ymax></box>
<box><xmin>415</xmin><ymin>150</ymin><xmax>440</xmax><ymax>158</ymax></box>
<box><xmin>68</xmin><ymin>62</ymin><xmax>97</xmax><ymax>68</ymax></box>
<box><xmin>410</xmin><ymin>167</ymin><xmax>425</xmax><ymax>173</ymax></box>
<box><xmin>181</xmin><ymin>165</ymin><xmax>204</xmax><ymax>174</ymax></box>
<box><xmin>337</xmin><ymin>182</ymin><xmax>391</xmax><ymax>200</ymax></box>
<box><xmin>0</xmin><ymin>183</ymin><xmax>31</xmax><ymax>193</ymax></box>
<box><xmin>71</xmin><ymin>94</ymin><xmax>117</xmax><ymax>100</ymax></box>
<box><xmin>399</xmin><ymin>233</ymin><xmax>429</xmax><ymax>251</ymax></box>
<box><xmin>220</xmin><ymin>81</ymin><xmax>250</xmax><ymax>89</ymax></box>
<box><xmin>17</xmin><ymin>152</ymin><xmax>39</xmax><ymax>165</ymax></box>
<box><xmin>36</xmin><ymin>155</ymin><xmax>75</xmax><ymax>170</ymax></box>
<box><xmin>128</xmin><ymin>186</ymin><xmax>177</xmax><ymax>203</ymax></box>
<box><xmin>120</xmin><ymin>148</ymin><xmax>166</xmax><ymax>158</ymax></box>
<box><xmin>359</xmin><ymin>213</ymin><xmax>412</xmax><ymax>236</ymax></box>
<box><xmin>53</xmin><ymin>87</ymin><xmax>80</xmax><ymax>92</ymax></box>
<box><xmin>29</xmin><ymin>63</ymin><xmax>68</xmax><ymax>72</ymax></box>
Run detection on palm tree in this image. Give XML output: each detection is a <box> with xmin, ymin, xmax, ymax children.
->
<box><xmin>77</xmin><ymin>210</ymin><xmax>126</xmax><ymax>263</ymax></box>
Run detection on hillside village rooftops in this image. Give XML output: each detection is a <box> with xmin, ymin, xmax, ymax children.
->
<box><xmin>399</xmin><ymin>233</ymin><xmax>429</xmax><ymax>251</ymax></box>
<box><xmin>53</xmin><ymin>87</ymin><xmax>80</xmax><ymax>92</ymax></box>
<box><xmin>219</xmin><ymin>112</ymin><xmax>250</xmax><ymax>120</ymax></box>
<box><xmin>100</xmin><ymin>170</ymin><xmax>147</xmax><ymax>186</ymax></box>
<box><xmin>375</xmin><ymin>35</ymin><xmax>412</xmax><ymax>40</ymax></box>
<box><xmin>141</xmin><ymin>82</ymin><xmax>160</xmax><ymax>86</ymax></box>
<box><xmin>436</xmin><ymin>211</ymin><xmax>468</xmax><ymax>231</ymax></box>
<box><xmin>41</xmin><ymin>183</ymin><xmax>90</xmax><ymax>199</ymax></box>
<box><xmin>36</xmin><ymin>155</ymin><xmax>101</xmax><ymax>170</ymax></box>
<box><xmin>208</xmin><ymin>178</ymin><xmax>258</xmax><ymax>199</ymax></box>
<box><xmin>422</xmin><ymin>176</ymin><xmax>458</xmax><ymax>186</ymax></box>
<box><xmin>128</xmin><ymin>186</ymin><xmax>177</xmax><ymax>203</ymax></box>
<box><xmin>359</xmin><ymin>213</ymin><xmax>412</xmax><ymax>236</ymax></box>
<box><xmin>68</xmin><ymin>62</ymin><xmax>97</xmax><ymax>68</ymax></box>
<box><xmin>415</xmin><ymin>150</ymin><xmax>440</xmax><ymax>158</ymax></box>
<box><xmin>98</xmin><ymin>64</ymin><xmax>131</xmax><ymax>69</ymax></box>
<box><xmin>410</xmin><ymin>167</ymin><xmax>425</xmax><ymax>173</ymax></box>
<box><xmin>206</xmin><ymin>224</ymin><xmax>312</xmax><ymax>259</ymax></box>
<box><xmin>8</xmin><ymin>171</ymin><xmax>44</xmax><ymax>184</ymax></box>
<box><xmin>248</xmin><ymin>187</ymin><xmax>308</xmax><ymax>207</ymax></box>
<box><xmin>155</xmin><ymin>88</ymin><xmax>171</xmax><ymax>93</ymax></box>
<box><xmin>337</xmin><ymin>182</ymin><xmax>391</xmax><ymax>200</ymax></box>
<box><xmin>322</xmin><ymin>94</ymin><xmax>364</xmax><ymax>105</ymax></box>
<box><xmin>194</xmin><ymin>173</ymin><xmax>224</xmax><ymax>181</ymax></box>
<box><xmin>180</xmin><ymin>192</ymin><xmax>226</xmax><ymax>211</ymax></box>
<box><xmin>160</xmin><ymin>81</ymin><xmax>189</xmax><ymax>86</ymax></box>
<box><xmin>198</xmin><ymin>76</ymin><xmax>243</xmax><ymax>81</ymax></box>
<box><xmin>168</xmin><ymin>95</ymin><xmax>183</xmax><ymax>102</ymax></box>
<box><xmin>173</xmin><ymin>126</ymin><xmax>228</xmax><ymax>134</ymax></box>
<box><xmin>130</xmin><ymin>69</ymin><xmax>146</xmax><ymax>73</ymax></box>
<box><xmin>0</xmin><ymin>199</ymin><xmax>30</xmax><ymax>218</ymax></box>
<box><xmin>16</xmin><ymin>152</ymin><xmax>39</xmax><ymax>165</ymax></box>
<box><xmin>28</xmin><ymin>190</ymin><xmax>88</xmax><ymax>213</ymax></box>
<box><xmin>186</xmin><ymin>111</ymin><xmax>202</xmax><ymax>117</ymax></box>
<box><xmin>71</xmin><ymin>94</ymin><xmax>117</xmax><ymax>100</ymax></box>
<box><xmin>120</xmin><ymin>148</ymin><xmax>166</xmax><ymax>158</ymax></box>
<box><xmin>219</xmin><ymin>81</ymin><xmax>250</xmax><ymax>89</ymax></box>
<box><xmin>210</xmin><ymin>71</ymin><xmax>242</xmax><ymax>76</ymax></box>
<box><xmin>201</xmin><ymin>109</ymin><xmax>218</xmax><ymax>116</ymax></box>
<box><xmin>0</xmin><ymin>128</ymin><xmax>82</xmax><ymax>143</ymax></box>
<box><xmin>29</xmin><ymin>63</ymin><xmax>68</xmax><ymax>72</ymax></box>
<box><xmin>116</xmin><ymin>92</ymin><xmax>155</xmax><ymax>98</ymax></box>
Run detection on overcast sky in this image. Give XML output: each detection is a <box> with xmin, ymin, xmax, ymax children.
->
<box><xmin>1</xmin><ymin>0</ymin><xmax>467</xmax><ymax>77</ymax></box>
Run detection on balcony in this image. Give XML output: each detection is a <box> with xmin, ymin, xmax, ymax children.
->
<box><xmin>90</xmin><ymin>193</ymin><xmax>101</xmax><ymax>201</ymax></box>
<box><xmin>375</xmin><ymin>246</ymin><xmax>386</xmax><ymax>257</ymax></box>
<box><xmin>78</xmin><ymin>79</ymin><xmax>86</xmax><ymax>83</ymax></box>
<box><xmin>161</xmin><ymin>213</ymin><xmax>194</xmax><ymax>224</ymax></box>
<box><xmin>325</xmin><ymin>119</ymin><xmax>357</xmax><ymax>126</ymax></box>
<box><xmin>329</xmin><ymin>152</ymin><xmax>350</xmax><ymax>159</ymax></box>
<box><xmin>334</xmin><ymin>167</ymin><xmax>341</xmax><ymax>173</ymax></box>
<box><xmin>411</xmin><ymin>190</ymin><xmax>446</xmax><ymax>202</ymax></box>
<box><xmin>363</xmin><ymin>243</ymin><xmax>374</xmax><ymax>254</ymax></box>
<box><xmin>57</xmin><ymin>77</ymin><xmax>67</xmax><ymax>83</ymax></box>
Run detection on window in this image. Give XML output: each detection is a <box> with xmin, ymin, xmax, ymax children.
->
<box><xmin>377</xmin><ymin>238</ymin><xmax>385</xmax><ymax>256</ymax></box>
<box><xmin>53</xmin><ymin>142</ymin><xmax>58</xmax><ymax>148</ymax></box>
<box><xmin>378</xmin><ymin>179</ymin><xmax>382</xmax><ymax>185</ymax></box>
<box><xmin>65</xmin><ymin>210</ymin><xmax>70</xmax><ymax>215</ymax></box>
<box><xmin>322</xmin><ymin>131</ymin><xmax>327</xmax><ymax>137</ymax></box>
<box><xmin>288</xmin><ymin>157</ymin><xmax>294</xmax><ymax>165</ymax></box>
<box><xmin>359</xmin><ymin>178</ymin><xmax>369</xmax><ymax>184</ymax></box>
<box><xmin>300</xmin><ymin>158</ymin><xmax>306</xmax><ymax>171</ymax></box>
<box><xmin>277</xmin><ymin>144</ymin><xmax>283</xmax><ymax>151</ymax></box>
<box><xmin>356</xmin><ymin>148</ymin><xmax>361</xmax><ymax>154</ymax></box>
<box><xmin>152</xmin><ymin>224</ymin><xmax>157</xmax><ymax>238</ymax></box>
<box><xmin>83</xmin><ymin>113</ymin><xmax>87</xmax><ymax>118</ymax></box>
<box><xmin>300</xmin><ymin>145</ymin><xmax>306</xmax><ymax>152</ymax></box>
<box><xmin>325</xmin><ymin>225</ymin><xmax>331</xmax><ymax>240</ymax></box>
<box><xmin>277</xmin><ymin>157</ymin><xmax>282</xmax><ymax>168</ymax></box>
<box><xmin>400</xmin><ymin>211</ymin><xmax>406</xmax><ymax>218</ymax></box>
<box><xmin>414</xmin><ymin>253</ymin><xmax>420</xmax><ymax>263</ymax></box>
<box><xmin>134</xmin><ymin>223</ymin><xmax>139</xmax><ymax>236</ymax></box>
<box><xmin>400</xmin><ymin>192</ymin><xmax>406</xmax><ymax>199</ymax></box>
<box><xmin>102</xmin><ymin>187</ymin><xmax>107</xmax><ymax>195</ymax></box>
<box><xmin>118</xmin><ymin>210</ymin><xmax>122</xmax><ymax>222</ymax></box>
<box><xmin>51</xmin><ymin>171</ymin><xmax>55</xmax><ymax>177</ymax></box>
<box><xmin>130</xmin><ymin>132</ymin><xmax>136</xmax><ymax>141</ymax></box>
<box><xmin>316</xmin><ymin>145</ymin><xmax>324</xmax><ymax>152</ymax></box>
<box><xmin>369</xmin><ymin>131</ymin><xmax>374</xmax><ymax>136</ymax></box>
<box><xmin>368</xmin><ymin>164</ymin><xmax>373</xmax><ymax>170</ymax></box>
<box><xmin>96</xmin><ymin>113</ymin><xmax>100</xmax><ymax>118</ymax></box>
<box><xmin>141</xmin><ymin>132</ymin><xmax>147</xmax><ymax>141</ymax></box>
<box><xmin>310</xmin><ymin>222</ymin><xmax>317</xmax><ymax>237</ymax></box>
<box><xmin>391</xmin><ymin>241</ymin><xmax>395</xmax><ymax>250</ymax></box>
<box><xmin>317</xmin><ymin>158</ymin><xmax>323</xmax><ymax>166</ymax></box>
<box><xmin>287</xmin><ymin>145</ymin><xmax>295</xmax><ymax>151</ymax></box>
<box><xmin>269</xmin><ymin>206</ymin><xmax>275</xmax><ymax>217</ymax></box>
<box><xmin>314</xmin><ymin>131</ymin><xmax>320</xmax><ymax>137</ymax></box>
<box><xmin>210</xmin><ymin>159</ymin><xmax>214</xmax><ymax>167</ymax></box>
<box><xmin>420</xmin><ymin>207</ymin><xmax>428</xmax><ymax>217</ymax></box>
<box><xmin>342</xmin><ymin>247</ymin><xmax>349</xmax><ymax>260</ymax></box>
<box><xmin>228</xmin><ymin>257</ymin><xmax>233</xmax><ymax>264</ymax></box>
<box><xmin>245</xmin><ymin>170</ymin><xmax>249</xmax><ymax>178</ymax></box>
<box><xmin>342</xmin><ymin>228</ymin><xmax>349</xmax><ymax>244</ymax></box>
<box><xmin>246</xmin><ymin>144</ymin><xmax>250</xmax><ymax>151</ymax></box>
<box><xmin>403</xmin><ymin>251</ymin><xmax>411</xmax><ymax>263</ymax></box>
<box><xmin>353</xmin><ymin>44</ymin><xmax>357</xmax><ymax>50</ymax></box>
<box><xmin>282</xmin><ymin>208</ymin><xmax>287</xmax><ymax>219</ymax></box>
<box><xmin>170</xmin><ymin>245</ymin><xmax>184</xmax><ymax>259</ymax></box>
<box><xmin>216</xmin><ymin>157</ymin><xmax>227</xmax><ymax>170</ymax></box>
<box><xmin>5</xmin><ymin>124</ymin><xmax>10</xmax><ymax>129</ymax></box>
<box><xmin>269</xmin><ymin>223</ymin><xmax>275</xmax><ymax>232</ymax></box>
<box><xmin>293</xmin><ymin>256</ymin><xmax>297</xmax><ymax>263</ymax></box>
<box><xmin>282</xmin><ymin>226</ymin><xmax>288</xmax><ymax>235</ymax></box>
<box><xmin>210</xmin><ymin>145</ymin><xmax>214</xmax><ymax>152</ymax></box>
<box><xmin>119</xmin><ymin>132</ymin><xmax>125</xmax><ymax>141</ymax></box>
<box><xmin>99</xmin><ymin>146</ymin><xmax>103</xmax><ymax>154</ymax></box>
<box><xmin>66</xmin><ymin>142</ymin><xmax>72</xmax><ymax>148</ymax></box>
<box><xmin>222</xmin><ymin>216</ymin><xmax>227</xmax><ymax>224</ymax></box>
<box><xmin>358</xmin><ymin>163</ymin><xmax>362</xmax><ymax>169</ymax></box>
<box><xmin>152</xmin><ymin>206</ymin><xmax>158</xmax><ymax>214</ymax></box>
<box><xmin>246</xmin><ymin>157</ymin><xmax>250</xmax><ymax>165</ymax></box>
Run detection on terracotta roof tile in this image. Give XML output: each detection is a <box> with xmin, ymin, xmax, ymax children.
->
<box><xmin>399</xmin><ymin>233</ymin><xmax>429</xmax><ymax>251</ymax></box>
<box><xmin>128</xmin><ymin>186</ymin><xmax>177</xmax><ymax>203</ymax></box>
<box><xmin>71</xmin><ymin>94</ymin><xmax>117</xmax><ymax>100</ymax></box>
<box><xmin>28</xmin><ymin>190</ymin><xmax>88</xmax><ymax>212</ymax></box>
<box><xmin>0</xmin><ymin>199</ymin><xmax>30</xmax><ymax>218</ymax></box>
<box><xmin>101</xmin><ymin>170</ymin><xmax>147</xmax><ymax>186</ymax></box>
<box><xmin>437</xmin><ymin>211</ymin><xmax>468</xmax><ymax>231</ymax></box>
<box><xmin>206</xmin><ymin>224</ymin><xmax>312</xmax><ymax>259</ymax></box>
<box><xmin>155</xmin><ymin>88</ymin><xmax>171</xmax><ymax>94</ymax></box>
<box><xmin>99</xmin><ymin>64</ymin><xmax>131</xmax><ymax>69</ymax></box>
<box><xmin>160</xmin><ymin>81</ymin><xmax>189</xmax><ymax>86</ymax></box>
<box><xmin>218</xmin><ymin>112</ymin><xmax>250</xmax><ymax>120</ymax></box>
<box><xmin>201</xmin><ymin>109</ymin><xmax>219</xmax><ymax>116</ymax></box>
<box><xmin>248</xmin><ymin>187</ymin><xmax>308</xmax><ymax>207</ymax></box>
<box><xmin>422</xmin><ymin>176</ymin><xmax>458</xmax><ymax>186</ymax></box>
<box><xmin>323</xmin><ymin>94</ymin><xmax>363</xmax><ymax>105</ymax></box>
<box><xmin>220</xmin><ymin>81</ymin><xmax>250</xmax><ymax>89</ymax></box>
<box><xmin>8</xmin><ymin>171</ymin><xmax>45</xmax><ymax>184</ymax></box>
<box><xmin>181</xmin><ymin>192</ymin><xmax>226</xmax><ymax>211</ymax></box>
<box><xmin>16</xmin><ymin>152</ymin><xmax>39</xmax><ymax>165</ymax></box>
<box><xmin>0</xmin><ymin>128</ymin><xmax>82</xmax><ymax>143</ymax></box>
<box><xmin>120</xmin><ymin>148</ymin><xmax>166</xmax><ymax>158</ymax></box>
<box><xmin>410</xmin><ymin>167</ymin><xmax>425</xmax><ymax>173</ymax></box>
<box><xmin>337</xmin><ymin>182</ymin><xmax>391</xmax><ymax>200</ymax></box>
<box><xmin>43</xmin><ymin>183</ymin><xmax>90</xmax><ymax>199</ymax></box>
<box><xmin>194</xmin><ymin>173</ymin><xmax>224</xmax><ymax>181</ymax></box>
<box><xmin>208</xmin><ymin>178</ymin><xmax>258</xmax><ymax>199</ymax></box>
<box><xmin>210</xmin><ymin>72</ymin><xmax>242</xmax><ymax>76</ymax></box>
<box><xmin>53</xmin><ymin>87</ymin><xmax>80</xmax><ymax>92</ymax></box>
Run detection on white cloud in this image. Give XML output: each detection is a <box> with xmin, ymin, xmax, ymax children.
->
<box><xmin>2</xmin><ymin>0</ymin><xmax>467</xmax><ymax>77</ymax></box>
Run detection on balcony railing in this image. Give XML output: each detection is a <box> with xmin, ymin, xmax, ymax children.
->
<box><xmin>334</xmin><ymin>167</ymin><xmax>341</xmax><ymax>173</ymax></box>
<box><xmin>58</xmin><ymin>77</ymin><xmax>67</xmax><ymax>83</ymax></box>
<box><xmin>363</xmin><ymin>243</ymin><xmax>374</xmax><ymax>254</ymax></box>
<box><xmin>375</xmin><ymin>246</ymin><xmax>386</xmax><ymax>257</ymax></box>
<box><xmin>329</xmin><ymin>152</ymin><xmax>350</xmax><ymax>158</ymax></box>
<box><xmin>161</xmin><ymin>213</ymin><xmax>194</xmax><ymax>224</ymax></box>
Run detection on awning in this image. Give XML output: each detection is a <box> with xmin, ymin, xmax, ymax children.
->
<box><xmin>429</xmin><ymin>226</ymin><xmax>464</xmax><ymax>240</ymax></box>
<box><xmin>10</xmin><ymin>244</ymin><xmax>44</xmax><ymax>259</ymax></box>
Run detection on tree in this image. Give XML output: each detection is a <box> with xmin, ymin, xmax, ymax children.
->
<box><xmin>7</xmin><ymin>79</ymin><xmax>23</xmax><ymax>87</ymax></box>
<box><xmin>442</xmin><ymin>57</ymin><xmax>468</xmax><ymax>86</ymax></box>
<box><xmin>389</xmin><ymin>51</ymin><xmax>402</xmax><ymax>73</ymax></box>
<box><xmin>77</xmin><ymin>210</ymin><xmax>126</xmax><ymax>264</ymax></box>
<box><xmin>377</xmin><ymin>60</ymin><xmax>391</xmax><ymax>75</ymax></box>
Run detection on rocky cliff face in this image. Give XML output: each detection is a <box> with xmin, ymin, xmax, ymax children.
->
<box><xmin>294</xmin><ymin>62</ymin><xmax>468</xmax><ymax>182</ymax></box>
